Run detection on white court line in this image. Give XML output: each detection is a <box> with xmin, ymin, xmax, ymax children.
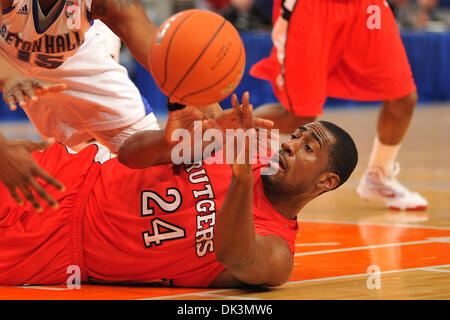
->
<box><xmin>196</xmin><ymin>293</ymin><xmax>262</xmax><ymax>300</ymax></box>
<box><xmin>14</xmin><ymin>285</ymin><xmax>70</xmax><ymax>291</ymax></box>
<box><xmin>140</xmin><ymin>289</ymin><xmax>233</xmax><ymax>300</ymax></box>
<box><xmin>295</xmin><ymin>242</ymin><xmax>340</xmax><ymax>247</ymax></box>
<box><xmin>284</xmin><ymin>264</ymin><xmax>450</xmax><ymax>286</ymax></box>
<box><xmin>139</xmin><ymin>264</ymin><xmax>450</xmax><ymax>300</ymax></box>
<box><xmin>294</xmin><ymin>238</ymin><xmax>450</xmax><ymax>257</ymax></box>
<box><xmin>299</xmin><ymin>218</ymin><xmax>450</xmax><ymax>231</ymax></box>
<box><xmin>420</xmin><ymin>268</ymin><xmax>450</xmax><ymax>274</ymax></box>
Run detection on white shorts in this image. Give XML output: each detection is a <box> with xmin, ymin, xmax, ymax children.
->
<box><xmin>3</xmin><ymin>26</ymin><xmax>157</xmax><ymax>152</ymax></box>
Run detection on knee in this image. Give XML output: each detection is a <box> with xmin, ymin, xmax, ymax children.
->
<box><xmin>385</xmin><ymin>92</ymin><xmax>418</xmax><ymax>116</ymax></box>
<box><xmin>394</xmin><ymin>92</ymin><xmax>418</xmax><ymax>109</ymax></box>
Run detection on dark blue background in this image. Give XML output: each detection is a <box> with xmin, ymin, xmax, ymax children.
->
<box><xmin>1</xmin><ymin>31</ymin><xmax>449</xmax><ymax>120</ymax></box>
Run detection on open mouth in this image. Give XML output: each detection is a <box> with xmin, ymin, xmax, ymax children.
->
<box><xmin>278</xmin><ymin>153</ymin><xmax>287</xmax><ymax>172</ymax></box>
<box><xmin>266</xmin><ymin>153</ymin><xmax>287</xmax><ymax>173</ymax></box>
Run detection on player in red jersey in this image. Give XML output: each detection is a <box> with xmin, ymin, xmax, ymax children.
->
<box><xmin>250</xmin><ymin>0</ymin><xmax>427</xmax><ymax>211</ymax></box>
<box><xmin>0</xmin><ymin>93</ymin><xmax>358</xmax><ymax>287</ymax></box>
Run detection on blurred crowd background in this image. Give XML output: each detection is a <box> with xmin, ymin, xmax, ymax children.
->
<box><xmin>139</xmin><ymin>0</ymin><xmax>450</xmax><ymax>32</ymax></box>
<box><xmin>114</xmin><ymin>0</ymin><xmax>450</xmax><ymax>110</ymax></box>
<box><xmin>2</xmin><ymin>0</ymin><xmax>449</xmax><ymax>120</ymax></box>
<box><xmin>120</xmin><ymin>0</ymin><xmax>450</xmax><ymax>78</ymax></box>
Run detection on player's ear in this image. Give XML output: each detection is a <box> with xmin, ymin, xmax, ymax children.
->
<box><xmin>316</xmin><ymin>172</ymin><xmax>340</xmax><ymax>193</ymax></box>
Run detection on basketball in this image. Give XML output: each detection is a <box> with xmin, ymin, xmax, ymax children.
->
<box><xmin>149</xmin><ymin>9</ymin><xmax>246</xmax><ymax>106</ymax></box>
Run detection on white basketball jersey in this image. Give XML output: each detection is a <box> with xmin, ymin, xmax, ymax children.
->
<box><xmin>0</xmin><ymin>0</ymin><xmax>93</xmax><ymax>70</ymax></box>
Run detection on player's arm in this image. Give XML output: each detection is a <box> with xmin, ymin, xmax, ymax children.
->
<box><xmin>118</xmin><ymin>101</ymin><xmax>217</xmax><ymax>168</ymax></box>
<box><xmin>213</xmin><ymin>93</ymin><xmax>293</xmax><ymax>287</ymax></box>
<box><xmin>214</xmin><ymin>177</ymin><xmax>294</xmax><ymax>287</ymax></box>
<box><xmin>117</xmin><ymin>129</ymin><xmax>172</xmax><ymax>168</ymax></box>
<box><xmin>90</xmin><ymin>0</ymin><xmax>158</xmax><ymax>71</ymax></box>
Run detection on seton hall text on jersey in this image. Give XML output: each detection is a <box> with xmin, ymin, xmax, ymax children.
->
<box><xmin>0</xmin><ymin>26</ymin><xmax>83</xmax><ymax>54</ymax></box>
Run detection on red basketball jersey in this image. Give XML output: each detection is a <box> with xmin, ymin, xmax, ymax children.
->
<box><xmin>83</xmin><ymin>151</ymin><xmax>298</xmax><ymax>287</ymax></box>
<box><xmin>0</xmin><ymin>143</ymin><xmax>298</xmax><ymax>287</ymax></box>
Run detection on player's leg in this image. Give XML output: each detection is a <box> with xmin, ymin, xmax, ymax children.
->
<box><xmin>92</xmin><ymin>20</ymin><xmax>121</xmax><ymax>63</ymax></box>
<box><xmin>377</xmin><ymin>92</ymin><xmax>417</xmax><ymax>146</ymax></box>
<box><xmin>250</xmin><ymin>0</ymin><xmax>349</xmax><ymax>134</ymax></box>
<box><xmin>359</xmin><ymin>91</ymin><xmax>427</xmax><ymax>210</ymax></box>
<box><xmin>326</xmin><ymin>0</ymin><xmax>427</xmax><ymax>210</ymax></box>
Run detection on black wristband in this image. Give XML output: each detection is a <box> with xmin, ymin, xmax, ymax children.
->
<box><xmin>167</xmin><ymin>99</ymin><xmax>186</xmax><ymax>111</ymax></box>
<box><xmin>281</xmin><ymin>1</ymin><xmax>292</xmax><ymax>21</ymax></box>
<box><xmin>281</xmin><ymin>8</ymin><xmax>292</xmax><ymax>21</ymax></box>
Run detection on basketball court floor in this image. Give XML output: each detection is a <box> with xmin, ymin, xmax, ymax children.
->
<box><xmin>0</xmin><ymin>103</ymin><xmax>449</xmax><ymax>300</ymax></box>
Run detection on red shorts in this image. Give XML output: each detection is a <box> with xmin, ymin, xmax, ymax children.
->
<box><xmin>0</xmin><ymin>144</ymin><xmax>100</xmax><ymax>285</ymax></box>
<box><xmin>250</xmin><ymin>0</ymin><xmax>417</xmax><ymax>117</ymax></box>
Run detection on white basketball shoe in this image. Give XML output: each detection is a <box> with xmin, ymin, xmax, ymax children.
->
<box><xmin>356</xmin><ymin>162</ymin><xmax>428</xmax><ymax>210</ymax></box>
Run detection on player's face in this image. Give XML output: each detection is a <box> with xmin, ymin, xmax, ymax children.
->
<box><xmin>262</xmin><ymin>122</ymin><xmax>336</xmax><ymax>195</ymax></box>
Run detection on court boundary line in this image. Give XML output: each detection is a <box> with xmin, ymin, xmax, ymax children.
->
<box><xmin>12</xmin><ymin>285</ymin><xmax>70</xmax><ymax>291</ymax></box>
<box><xmin>294</xmin><ymin>238</ymin><xmax>450</xmax><ymax>257</ymax></box>
<box><xmin>196</xmin><ymin>293</ymin><xmax>263</xmax><ymax>300</ymax></box>
<box><xmin>299</xmin><ymin>218</ymin><xmax>450</xmax><ymax>231</ymax></box>
<box><xmin>139</xmin><ymin>264</ymin><xmax>450</xmax><ymax>300</ymax></box>
<box><xmin>285</xmin><ymin>264</ymin><xmax>450</xmax><ymax>286</ymax></box>
<box><xmin>420</xmin><ymin>267</ymin><xmax>450</xmax><ymax>274</ymax></box>
<box><xmin>295</xmin><ymin>242</ymin><xmax>340</xmax><ymax>247</ymax></box>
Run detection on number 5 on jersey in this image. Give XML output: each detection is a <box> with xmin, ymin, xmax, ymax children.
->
<box><xmin>141</xmin><ymin>189</ymin><xmax>186</xmax><ymax>247</ymax></box>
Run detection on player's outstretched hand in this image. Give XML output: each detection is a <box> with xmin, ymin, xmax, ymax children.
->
<box><xmin>229</xmin><ymin>92</ymin><xmax>257</xmax><ymax>181</ymax></box>
<box><xmin>0</xmin><ymin>138</ymin><xmax>66</xmax><ymax>211</ymax></box>
<box><xmin>213</xmin><ymin>99</ymin><xmax>274</xmax><ymax>132</ymax></box>
<box><xmin>3</xmin><ymin>77</ymin><xmax>67</xmax><ymax>111</ymax></box>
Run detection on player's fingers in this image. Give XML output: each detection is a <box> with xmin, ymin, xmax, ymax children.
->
<box><xmin>231</xmin><ymin>93</ymin><xmax>247</xmax><ymax>125</ymax></box>
<box><xmin>21</xmin><ymin>81</ymin><xmax>38</xmax><ymax>103</ymax></box>
<box><xmin>34</xmin><ymin>165</ymin><xmax>66</xmax><ymax>192</ymax></box>
<box><xmin>27</xmin><ymin>178</ymin><xmax>59</xmax><ymax>209</ymax></box>
<box><xmin>241</xmin><ymin>91</ymin><xmax>250</xmax><ymax>108</ymax></box>
<box><xmin>31</xmin><ymin>81</ymin><xmax>51</xmax><ymax>94</ymax></box>
<box><xmin>242</xmin><ymin>103</ymin><xmax>254</xmax><ymax>129</ymax></box>
<box><xmin>254</xmin><ymin>117</ymin><xmax>274</xmax><ymax>129</ymax></box>
<box><xmin>6</xmin><ymin>185</ymin><xmax>23</xmax><ymax>205</ymax></box>
<box><xmin>203</xmin><ymin>119</ymin><xmax>221</xmax><ymax>131</ymax></box>
<box><xmin>18</xmin><ymin>184</ymin><xmax>42</xmax><ymax>212</ymax></box>
<box><xmin>5</xmin><ymin>93</ymin><xmax>18</xmax><ymax>111</ymax></box>
<box><xmin>9</xmin><ymin>88</ymin><xmax>26</xmax><ymax>107</ymax></box>
<box><xmin>231</xmin><ymin>93</ymin><xmax>240</xmax><ymax>111</ymax></box>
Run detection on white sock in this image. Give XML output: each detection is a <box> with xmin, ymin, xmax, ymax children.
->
<box><xmin>367</xmin><ymin>136</ymin><xmax>400</xmax><ymax>176</ymax></box>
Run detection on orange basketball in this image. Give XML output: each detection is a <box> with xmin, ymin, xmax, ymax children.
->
<box><xmin>149</xmin><ymin>9</ymin><xmax>246</xmax><ymax>106</ymax></box>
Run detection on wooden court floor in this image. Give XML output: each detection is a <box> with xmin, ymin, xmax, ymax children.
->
<box><xmin>0</xmin><ymin>103</ymin><xmax>449</xmax><ymax>300</ymax></box>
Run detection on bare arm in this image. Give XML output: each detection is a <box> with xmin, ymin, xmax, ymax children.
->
<box><xmin>118</xmin><ymin>106</ymin><xmax>216</xmax><ymax>168</ymax></box>
<box><xmin>213</xmin><ymin>93</ymin><xmax>293</xmax><ymax>287</ymax></box>
<box><xmin>118</xmin><ymin>129</ymin><xmax>172</xmax><ymax>168</ymax></box>
<box><xmin>90</xmin><ymin>0</ymin><xmax>158</xmax><ymax>71</ymax></box>
<box><xmin>117</xmin><ymin>101</ymin><xmax>274</xmax><ymax>169</ymax></box>
<box><xmin>214</xmin><ymin>176</ymin><xmax>293</xmax><ymax>286</ymax></box>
